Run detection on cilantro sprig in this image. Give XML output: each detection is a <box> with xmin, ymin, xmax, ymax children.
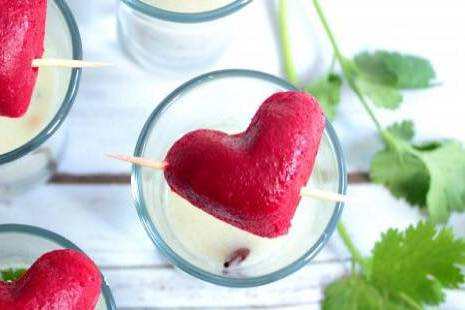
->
<box><xmin>278</xmin><ymin>0</ymin><xmax>465</xmax><ymax>223</ymax></box>
<box><xmin>324</xmin><ymin>222</ymin><xmax>465</xmax><ymax>309</ymax></box>
<box><xmin>278</xmin><ymin>0</ymin><xmax>465</xmax><ymax>308</ymax></box>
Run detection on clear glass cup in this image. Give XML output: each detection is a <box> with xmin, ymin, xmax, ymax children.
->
<box><xmin>0</xmin><ymin>224</ymin><xmax>116</xmax><ymax>309</ymax></box>
<box><xmin>0</xmin><ymin>0</ymin><xmax>81</xmax><ymax>196</ymax></box>
<box><xmin>116</xmin><ymin>0</ymin><xmax>252</xmax><ymax>71</ymax></box>
<box><xmin>132</xmin><ymin>69</ymin><xmax>347</xmax><ymax>287</ymax></box>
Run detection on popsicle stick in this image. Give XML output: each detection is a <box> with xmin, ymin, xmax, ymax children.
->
<box><xmin>108</xmin><ymin>154</ymin><xmax>348</xmax><ymax>204</ymax></box>
<box><xmin>32</xmin><ymin>58</ymin><xmax>110</xmax><ymax>68</ymax></box>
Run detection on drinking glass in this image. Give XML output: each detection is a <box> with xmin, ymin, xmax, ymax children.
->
<box><xmin>132</xmin><ymin>69</ymin><xmax>347</xmax><ymax>287</ymax></box>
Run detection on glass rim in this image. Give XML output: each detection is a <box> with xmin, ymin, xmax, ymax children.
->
<box><xmin>0</xmin><ymin>223</ymin><xmax>117</xmax><ymax>309</ymax></box>
<box><xmin>0</xmin><ymin>0</ymin><xmax>82</xmax><ymax>165</ymax></box>
<box><xmin>132</xmin><ymin>69</ymin><xmax>347</xmax><ymax>287</ymax></box>
<box><xmin>120</xmin><ymin>0</ymin><xmax>253</xmax><ymax>23</ymax></box>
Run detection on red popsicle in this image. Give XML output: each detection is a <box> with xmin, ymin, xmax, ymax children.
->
<box><xmin>165</xmin><ymin>91</ymin><xmax>326</xmax><ymax>238</ymax></box>
<box><xmin>0</xmin><ymin>249</ymin><xmax>102</xmax><ymax>310</ymax></box>
<box><xmin>0</xmin><ymin>0</ymin><xmax>47</xmax><ymax>118</ymax></box>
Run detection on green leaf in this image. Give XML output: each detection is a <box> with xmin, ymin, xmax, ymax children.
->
<box><xmin>355</xmin><ymin>78</ymin><xmax>402</xmax><ymax>109</ymax></box>
<box><xmin>380</xmin><ymin>51</ymin><xmax>436</xmax><ymax>89</ymax></box>
<box><xmin>354</xmin><ymin>51</ymin><xmax>397</xmax><ymax>86</ymax></box>
<box><xmin>323</xmin><ymin>276</ymin><xmax>383</xmax><ymax>310</ymax></box>
<box><xmin>420</xmin><ymin>141</ymin><xmax>465</xmax><ymax>222</ymax></box>
<box><xmin>0</xmin><ymin>268</ymin><xmax>27</xmax><ymax>281</ymax></box>
<box><xmin>323</xmin><ymin>223</ymin><xmax>465</xmax><ymax>310</ymax></box>
<box><xmin>369</xmin><ymin>222</ymin><xmax>465</xmax><ymax>305</ymax></box>
<box><xmin>370</xmin><ymin>121</ymin><xmax>429</xmax><ymax>206</ymax></box>
<box><xmin>370</xmin><ymin>122</ymin><xmax>465</xmax><ymax>221</ymax></box>
<box><xmin>386</xmin><ymin>120</ymin><xmax>415</xmax><ymax>141</ymax></box>
<box><xmin>370</xmin><ymin>145</ymin><xmax>430</xmax><ymax>206</ymax></box>
<box><xmin>323</xmin><ymin>276</ymin><xmax>414</xmax><ymax>310</ymax></box>
<box><xmin>354</xmin><ymin>50</ymin><xmax>436</xmax><ymax>89</ymax></box>
<box><xmin>305</xmin><ymin>73</ymin><xmax>342</xmax><ymax>120</ymax></box>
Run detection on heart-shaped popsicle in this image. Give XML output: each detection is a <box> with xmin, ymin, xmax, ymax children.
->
<box><xmin>0</xmin><ymin>0</ymin><xmax>47</xmax><ymax>118</ymax></box>
<box><xmin>0</xmin><ymin>249</ymin><xmax>102</xmax><ymax>310</ymax></box>
<box><xmin>164</xmin><ymin>91</ymin><xmax>326</xmax><ymax>238</ymax></box>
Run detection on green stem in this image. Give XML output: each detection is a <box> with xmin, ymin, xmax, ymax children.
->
<box><xmin>311</xmin><ymin>0</ymin><xmax>384</xmax><ymax>275</ymax></box>
<box><xmin>329</xmin><ymin>54</ymin><xmax>337</xmax><ymax>73</ymax></box>
<box><xmin>278</xmin><ymin>0</ymin><xmax>299</xmax><ymax>86</ymax></box>
<box><xmin>337</xmin><ymin>222</ymin><xmax>369</xmax><ymax>273</ymax></box>
<box><xmin>311</xmin><ymin>0</ymin><xmax>385</xmax><ymax>136</ymax></box>
<box><xmin>398</xmin><ymin>292</ymin><xmax>423</xmax><ymax>310</ymax></box>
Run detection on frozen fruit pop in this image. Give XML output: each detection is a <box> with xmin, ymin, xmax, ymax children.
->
<box><xmin>165</xmin><ymin>91</ymin><xmax>326</xmax><ymax>238</ymax></box>
<box><xmin>0</xmin><ymin>0</ymin><xmax>47</xmax><ymax>118</ymax></box>
<box><xmin>0</xmin><ymin>249</ymin><xmax>102</xmax><ymax>310</ymax></box>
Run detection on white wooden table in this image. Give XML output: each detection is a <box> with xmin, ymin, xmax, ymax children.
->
<box><xmin>2</xmin><ymin>0</ymin><xmax>465</xmax><ymax>308</ymax></box>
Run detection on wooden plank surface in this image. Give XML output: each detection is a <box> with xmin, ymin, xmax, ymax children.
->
<box><xmin>2</xmin><ymin>0</ymin><xmax>465</xmax><ymax>309</ymax></box>
<box><xmin>48</xmin><ymin>172</ymin><xmax>370</xmax><ymax>185</ymax></box>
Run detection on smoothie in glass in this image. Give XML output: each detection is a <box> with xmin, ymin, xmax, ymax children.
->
<box><xmin>132</xmin><ymin>70</ymin><xmax>346</xmax><ymax>286</ymax></box>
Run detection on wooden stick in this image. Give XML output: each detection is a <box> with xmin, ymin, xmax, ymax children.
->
<box><xmin>108</xmin><ymin>155</ymin><xmax>348</xmax><ymax>203</ymax></box>
<box><xmin>32</xmin><ymin>58</ymin><xmax>110</xmax><ymax>68</ymax></box>
<box><xmin>107</xmin><ymin>154</ymin><xmax>168</xmax><ymax>169</ymax></box>
<box><xmin>300</xmin><ymin>187</ymin><xmax>349</xmax><ymax>204</ymax></box>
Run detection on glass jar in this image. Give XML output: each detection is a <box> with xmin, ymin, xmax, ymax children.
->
<box><xmin>116</xmin><ymin>0</ymin><xmax>252</xmax><ymax>71</ymax></box>
<box><xmin>0</xmin><ymin>0</ymin><xmax>81</xmax><ymax>196</ymax></box>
